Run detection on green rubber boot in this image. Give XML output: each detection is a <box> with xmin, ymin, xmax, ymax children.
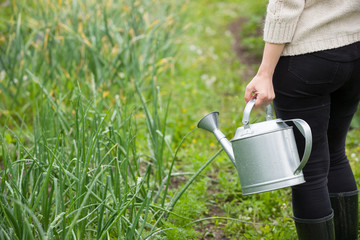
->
<box><xmin>330</xmin><ymin>190</ymin><xmax>359</xmax><ymax>240</ymax></box>
<box><xmin>294</xmin><ymin>212</ymin><xmax>335</xmax><ymax>240</ymax></box>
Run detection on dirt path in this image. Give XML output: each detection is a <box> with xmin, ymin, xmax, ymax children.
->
<box><xmin>227</xmin><ymin>18</ymin><xmax>262</xmax><ymax>81</ymax></box>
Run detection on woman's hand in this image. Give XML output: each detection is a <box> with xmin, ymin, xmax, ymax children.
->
<box><xmin>245</xmin><ymin>73</ymin><xmax>275</xmax><ymax>107</ymax></box>
<box><xmin>245</xmin><ymin>42</ymin><xmax>285</xmax><ymax>107</ymax></box>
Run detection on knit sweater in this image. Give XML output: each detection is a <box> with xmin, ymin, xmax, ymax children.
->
<box><xmin>263</xmin><ymin>0</ymin><xmax>360</xmax><ymax>56</ymax></box>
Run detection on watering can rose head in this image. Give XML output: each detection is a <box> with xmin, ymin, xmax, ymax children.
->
<box><xmin>197</xmin><ymin>98</ymin><xmax>312</xmax><ymax>195</ymax></box>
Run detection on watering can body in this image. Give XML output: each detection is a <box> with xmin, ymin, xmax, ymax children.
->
<box><xmin>198</xmin><ymin>99</ymin><xmax>312</xmax><ymax>195</ymax></box>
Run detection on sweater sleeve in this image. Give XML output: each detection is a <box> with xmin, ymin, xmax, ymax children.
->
<box><xmin>263</xmin><ymin>0</ymin><xmax>305</xmax><ymax>44</ymax></box>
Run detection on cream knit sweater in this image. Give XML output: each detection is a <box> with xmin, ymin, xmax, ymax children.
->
<box><xmin>263</xmin><ymin>0</ymin><xmax>360</xmax><ymax>56</ymax></box>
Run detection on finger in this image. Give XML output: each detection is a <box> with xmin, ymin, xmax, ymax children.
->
<box><xmin>244</xmin><ymin>86</ymin><xmax>255</xmax><ymax>102</ymax></box>
<box><xmin>253</xmin><ymin>95</ymin><xmax>264</xmax><ymax>108</ymax></box>
<box><xmin>255</xmin><ymin>94</ymin><xmax>274</xmax><ymax>107</ymax></box>
<box><xmin>254</xmin><ymin>94</ymin><xmax>269</xmax><ymax>108</ymax></box>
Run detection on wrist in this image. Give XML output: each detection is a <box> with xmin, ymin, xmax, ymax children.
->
<box><xmin>256</xmin><ymin>66</ymin><xmax>274</xmax><ymax>79</ymax></box>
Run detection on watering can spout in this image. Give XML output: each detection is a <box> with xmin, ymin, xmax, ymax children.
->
<box><xmin>197</xmin><ymin>112</ymin><xmax>236</xmax><ymax>165</ymax></box>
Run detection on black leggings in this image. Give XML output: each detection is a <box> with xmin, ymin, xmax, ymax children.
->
<box><xmin>273</xmin><ymin>42</ymin><xmax>360</xmax><ymax>219</ymax></box>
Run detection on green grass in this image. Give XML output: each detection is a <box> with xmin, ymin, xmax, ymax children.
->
<box><xmin>0</xmin><ymin>0</ymin><xmax>359</xmax><ymax>239</ymax></box>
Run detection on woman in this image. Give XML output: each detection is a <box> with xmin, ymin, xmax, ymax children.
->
<box><xmin>245</xmin><ymin>1</ymin><xmax>360</xmax><ymax>239</ymax></box>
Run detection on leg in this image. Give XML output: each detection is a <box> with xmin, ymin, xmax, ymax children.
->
<box><xmin>271</xmin><ymin>53</ymin><xmax>354</xmax><ymax>239</ymax></box>
<box><xmin>327</xmin><ymin>59</ymin><xmax>360</xmax><ymax>193</ymax></box>
<box><xmin>273</xmin><ymin>53</ymin><xmax>360</xmax><ymax>239</ymax></box>
<box><xmin>273</xmin><ymin>54</ymin><xmax>339</xmax><ymax>220</ymax></box>
<box><xmin>327</xmin><ymin>58</ymin><xmax>360</xmax><ymax>240</ymax></box>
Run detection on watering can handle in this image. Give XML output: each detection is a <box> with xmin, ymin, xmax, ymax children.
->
<box><xmin>242</xmin><ymin>98</ymin><xmax>273</xmax><ymax>126</ymax></box>
<box><xmin>283</xmin><ymin>119</ymin><xmax>313</xmax><ymax>175</ymax></box>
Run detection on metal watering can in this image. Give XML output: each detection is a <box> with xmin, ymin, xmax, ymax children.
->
<box><xmin>197</xmin><ymin>98</ymin><xmax>312</xmax><ymax>195</ymax></box>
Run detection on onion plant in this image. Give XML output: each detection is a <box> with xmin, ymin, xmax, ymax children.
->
<box><xmin>0</xmin><ymin>0</ymin><xmax>208</xmax><ymax>239</ymax></box>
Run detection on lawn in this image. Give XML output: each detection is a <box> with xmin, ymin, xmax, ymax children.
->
<box><xmin>0</xmin><ymin>0</ymin><xmax>359</xmax><ymax>239</ymax></box>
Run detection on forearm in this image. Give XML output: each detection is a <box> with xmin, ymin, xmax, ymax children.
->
<box><xmin>244</xmin><ymin>42</ymin><xmax>285</xmax><ymax>106</ymax></box>
<box><xmin>256</xmin><ymin>42</ymin><xmax>285</xmax><ymax>78</ymax></box>
<box><xmin>244</xmin><ymin>0</ymin><xmax>304</xmax><ymax>107</ymax></box>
